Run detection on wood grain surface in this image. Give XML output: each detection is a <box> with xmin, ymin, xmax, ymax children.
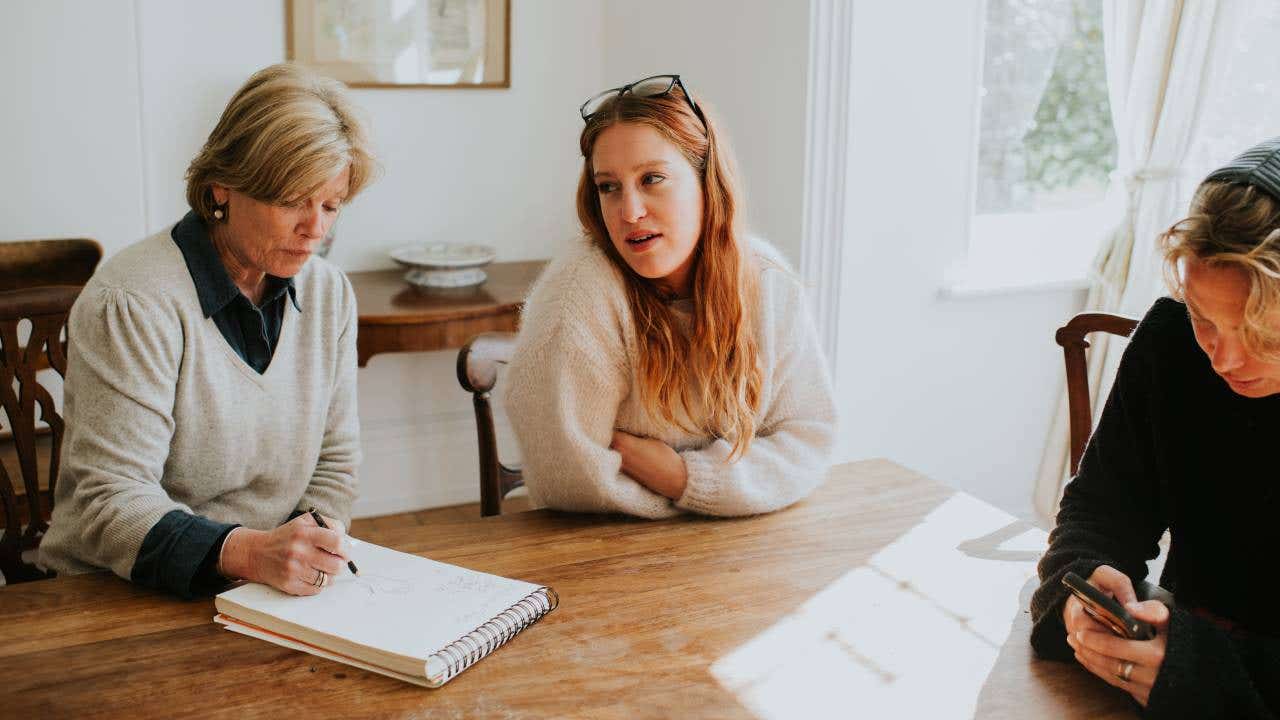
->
<box><xmin>350</xmin><ymin>260</ymin><xmax>545</xmax><ymax>366</ymax></box>
<box><xmin>0</xmin><ymin>460</ymin><xmax>1136</xmax><ymax>719</ymax></box>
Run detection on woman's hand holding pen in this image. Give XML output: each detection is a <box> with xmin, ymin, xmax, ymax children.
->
<box><xmin>218</xmin><ymin>513</ymin><xmax>351</xmax><ymax>596</ymax></box>
<box><xmin>611</xmin><ymin>430</ymin><xmax>688</xmax><ymax>500</ymax></box>
<box><xmin>1063</xmin><ymin>564</ymin><xmax>1170</xmax><ymax>707</ymax></box>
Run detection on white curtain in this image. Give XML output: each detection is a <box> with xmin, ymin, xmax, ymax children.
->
<box><xmin>975</xmin><ymin>0</ymin><xmax>1072</xmax><ymax>213</ymax></box>
<box><xmin>1033</xmin><ymin>0</ymin><xmax>1226</xmax><ymax>519</ymax></box>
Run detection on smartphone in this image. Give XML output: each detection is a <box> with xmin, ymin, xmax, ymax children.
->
<box><xmin>1062</xmin><ymin>571</ymin><xmax>1156</xmax><ymax>641</ymax></box>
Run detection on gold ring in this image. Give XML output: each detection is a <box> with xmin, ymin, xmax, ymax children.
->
<box><xmin>1116</xmin><ymin>660</ymin><xmax>1135</xmax><ymax>682</ymax></box>
<box><xmin>312</xmin><ymin>568</ymin><xmax>325</xmax><ymax>587</ymax></box>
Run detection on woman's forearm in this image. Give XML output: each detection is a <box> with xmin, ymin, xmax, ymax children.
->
<box><xmin>612</xmin><ymin>431</ymin><xmax>688</xmax><ymax>500</ymax></box>
<box><xmin>218</xmin><ymin>527</ymin><xmax>264</xmax><ymax>582</ymax></box>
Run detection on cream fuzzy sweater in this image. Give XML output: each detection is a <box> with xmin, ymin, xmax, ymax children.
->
<box><xmin>504</xmin><ymin>239</ymin><xmax>836</xmax><ymax>519</ymax></box>
<box><xmin>39</xmin><ymin>228</ymin><xmax>360</xmax><ymax>579</ymax></box>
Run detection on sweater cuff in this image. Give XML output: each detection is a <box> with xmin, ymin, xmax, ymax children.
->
<box><xmin>191</xmin><ymin>523</ymin><xmax>240</xmax><ymax>595</ymax></box>
<box><xmin>1028</xmin><ymin>558</ymin><xmax>1107</xmax><ymax>660</ymax></box>
<box><xmin>674</xmin><ymin>446</ymin><xmax>727</xmax><ymax>515</ymax></box>
<box><xmin>1029</xmin><ymin>593</ymin><xmax>1075</xmax><ymax>662</ymax></box>
<box><xmin>131</xmin><ymin>510</ymin><xmax>237</xmax><ymax>600</ymax></box>
<box><xmin>1144</xmin><ymin>607</ymin><xmax>1240</xmax><ymax>719</ymax></box>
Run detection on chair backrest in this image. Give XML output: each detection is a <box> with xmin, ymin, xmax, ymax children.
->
<box><xmin>1055</xmin><ymin>312</ymin><xmax>1140</xmax><ymax>476</ymax></box>
<box><xmin>0</xmin><ymin>238</ymin><xmax>102</xmax><ymax>291</ymax></box>
<box><xmin>456</xmin><ymin>332</ymin><xmax>523</xmax><ymax>517</ymax></box>
<box><xmin>0</xmin><ymin>285</ymin><xmax>82</xmax><ymax>582</ymax></box>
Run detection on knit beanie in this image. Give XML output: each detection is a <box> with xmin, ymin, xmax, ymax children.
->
<box><xmin>1204</xmin><ymin>136</ymin><xmax>1280</xmax><ymax>201</ymax></box>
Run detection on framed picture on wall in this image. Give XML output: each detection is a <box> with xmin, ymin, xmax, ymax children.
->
<box><xmin>286</xmin><ymin>0</ymin><xmax>511</xmax><ymax>88</ymax></box>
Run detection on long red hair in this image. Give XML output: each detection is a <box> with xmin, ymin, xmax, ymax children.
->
<box><xmin>576</xmin><ymin>86</ymin><xmax>762</xmax><ymax>459</ymax></box>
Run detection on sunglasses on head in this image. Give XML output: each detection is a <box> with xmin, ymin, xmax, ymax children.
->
<box><xmin>579</xmin><ymin>74</ymin><xmax>707</xmax><ymax>131</ymax></box>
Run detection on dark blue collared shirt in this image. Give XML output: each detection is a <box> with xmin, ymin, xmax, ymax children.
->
<box><xmin>171</xmin><ymin>210</ymin><xmax>300</xmax><ymax>373</ymax></box>
<box><xmin>131</xmin><ymin>211</ymin><xmax>303</xmax><ymax>598</ymax></box>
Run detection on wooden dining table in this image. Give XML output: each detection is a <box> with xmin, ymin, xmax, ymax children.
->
<box><xmin>0</xmin><ymin>460</ymin><xmax>1137</xmax><ymax>718</ymax></box>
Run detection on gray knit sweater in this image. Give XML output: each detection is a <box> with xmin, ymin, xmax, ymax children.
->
<box><xmin>505</xmin><ymin>238</ymin><xmax>836</xmax><ymax>518</ymax></box>
<box><xmin>39</xmin><ymin>228</ymin><xmax>360</xmax><ymax>580</ymax></box>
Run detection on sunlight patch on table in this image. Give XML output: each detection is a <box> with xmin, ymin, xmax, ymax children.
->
<box><xmin>711</xmin><ymin>494</ymin><xmax>1048</xmax><ymax>719</ymax></box>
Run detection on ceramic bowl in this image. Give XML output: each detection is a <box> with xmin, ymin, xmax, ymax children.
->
<box><xmin>389</xmin><ymin>242</ymin><xmax>496</xmax><ymax>289</ymax></box>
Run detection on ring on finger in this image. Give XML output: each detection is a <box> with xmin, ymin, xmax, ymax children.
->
<box><xmin>311</xmin><ymin>568</ymin><xmax>326</xmax><ymax>587</ymax></box>
<box><xmin>1116</xmin><ymin>660</ymin><xmax>1135</xmax><ymax>682</ymax></box>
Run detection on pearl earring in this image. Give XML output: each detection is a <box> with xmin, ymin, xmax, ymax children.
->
<box><xmin>213</xmin><ymin>207</ymin><xmax>225</xmax><ymax>220</ymax></box>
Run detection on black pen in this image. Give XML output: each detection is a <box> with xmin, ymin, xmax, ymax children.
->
<box><xmin>309</xmin><ymin>507</ymin><xmax>359</xmax><ymax>575</ymax></box>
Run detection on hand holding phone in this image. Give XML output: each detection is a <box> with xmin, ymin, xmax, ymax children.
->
<box><xmin>1062</xmin><ymin>570</ymin><xmax>1156</xmax><ymax>641</ymax></box>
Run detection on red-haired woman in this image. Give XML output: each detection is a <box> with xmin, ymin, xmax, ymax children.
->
<box><xmin>504</xmin><ymin>75</ymin><xmax>836</xmax><ymax>518</ymax></box>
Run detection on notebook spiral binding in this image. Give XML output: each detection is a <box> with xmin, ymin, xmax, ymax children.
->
<box><xmin>431</xmin><ymin>586</ymin><xmax>560</xmax><ymax>683</ymax></box>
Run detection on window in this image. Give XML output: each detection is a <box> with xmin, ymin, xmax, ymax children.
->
<box><xmin>975</xmin><ymin>0</ymin><xmax>1115</xmax><ymax>215</ymax></box>
<box><xmin>948</xmin><ymin>0</ymin><xmax>1117</xmax><ymax>296</ymax></box>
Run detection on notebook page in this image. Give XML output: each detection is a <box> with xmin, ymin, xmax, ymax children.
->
<box><xmin>216</xmin><ymin>541</ymin><xmax>543</xmax><ymax>663</ymax></box>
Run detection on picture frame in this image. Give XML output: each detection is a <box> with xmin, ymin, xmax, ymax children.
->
<box><xmin>286</xmin><ymin>0</ymin><xmax>511</xmax><ymax>89</ymax></box>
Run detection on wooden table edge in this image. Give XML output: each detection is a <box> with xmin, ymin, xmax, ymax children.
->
<box><xmin>356</xmin><ymin>302</ymin><xmax>526</xmax><ymax>326</ymax></box>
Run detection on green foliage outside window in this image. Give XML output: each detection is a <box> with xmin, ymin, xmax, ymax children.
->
<box><xmin>1021</xmin><ymin>0</ymin><xmax>1115</xmax><ymax>202</ymax></box>
<box><xmin>976</xmin><ymin>0</ymin><xmax>1116</xmax><ymax>213</ymax></box>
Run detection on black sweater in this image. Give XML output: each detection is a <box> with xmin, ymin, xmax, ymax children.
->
<box><xmin>1030</xmin><ymin>297</ymin><xmax>1280</xmax><ymax>719</ymax></box>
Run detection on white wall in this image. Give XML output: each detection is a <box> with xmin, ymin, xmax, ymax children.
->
<box><xmin>602</xmin><ymin>2</ymin><xmax>811</xmax><ymax>264</ymax></box>
<box><xmin>134</xmin><ymin>0</ymin><xmax>290</xmax><ymax>237</ymax></box>
<box><xmin>834</xmin><ymin>0</ymin><xmax>1086</xmax><ymax>521</ymax></box>
<box><xmin>3</xmin><ymin>0</ymin><xmax>598</xmax><ymax>266</ymax></box>
<box><xmin>2</xmin><ymin>0</ymin><xmax>604</xmax><ymax>517</ymax></box>
<box><xmin>0</xmin><ymin>1</ymin><xmax>148</xmax><ymax>255</ymax></box>
<box><xmin>133</xmin><ymin>0</ymin><xmax>595</xmax><ymax>269</ymax></box>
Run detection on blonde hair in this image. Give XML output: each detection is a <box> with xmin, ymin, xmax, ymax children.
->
<box><xmin>1160</xmin><ymin>180</ymin><xmax>1280</xmax><ymax>359</ymax></box>
<box><xmin>185</xmin><ymin>63</ymin><xmax>376</xmax><ymax>222</ymax></box>
<box><xmin>576</xmin><ymin>86</ymin><xmax>763</xmax><ymax>460</ymax></box>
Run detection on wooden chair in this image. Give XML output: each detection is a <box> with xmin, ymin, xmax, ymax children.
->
<box><xmin>0</xmin><ymin>238</ymin><xmax>101</xmax><ymax>290</ymax></box>
<box><xmin>0</xmin><ymin>285</ymin><xmax>82</xmax><ymax>582</ymax></box>
<box><xmin>456</xmin><ymin>332</ymin><xmax>524</xmax><ymax>517</ymax></box>
<box><xmin>1055</xmin><ymin>312</ymin><xmax>1140</xmax><ymax>476</ymax></box>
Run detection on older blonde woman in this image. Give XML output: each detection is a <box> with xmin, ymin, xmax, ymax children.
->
<box><xmin>40</xmin><ymin>64</ymin><xmax>376</xmax><ymax>599</ymax></box>
<box><xmin>1031</xmin><ymin>137</ymin><xmax>1280</xmax><ymax>718</ymax></box>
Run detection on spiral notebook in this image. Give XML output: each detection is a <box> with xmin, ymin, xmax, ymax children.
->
<box><xmin>213</xmin><ymin>540</ymin><xmax>558</xmax><ymax>687</ymax></box>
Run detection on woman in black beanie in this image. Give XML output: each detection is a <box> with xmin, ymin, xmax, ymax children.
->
<box><xmin>1030</xmin><ymin>137</ymin><xmax>1280</xmax><ymax>719</ymax></box>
